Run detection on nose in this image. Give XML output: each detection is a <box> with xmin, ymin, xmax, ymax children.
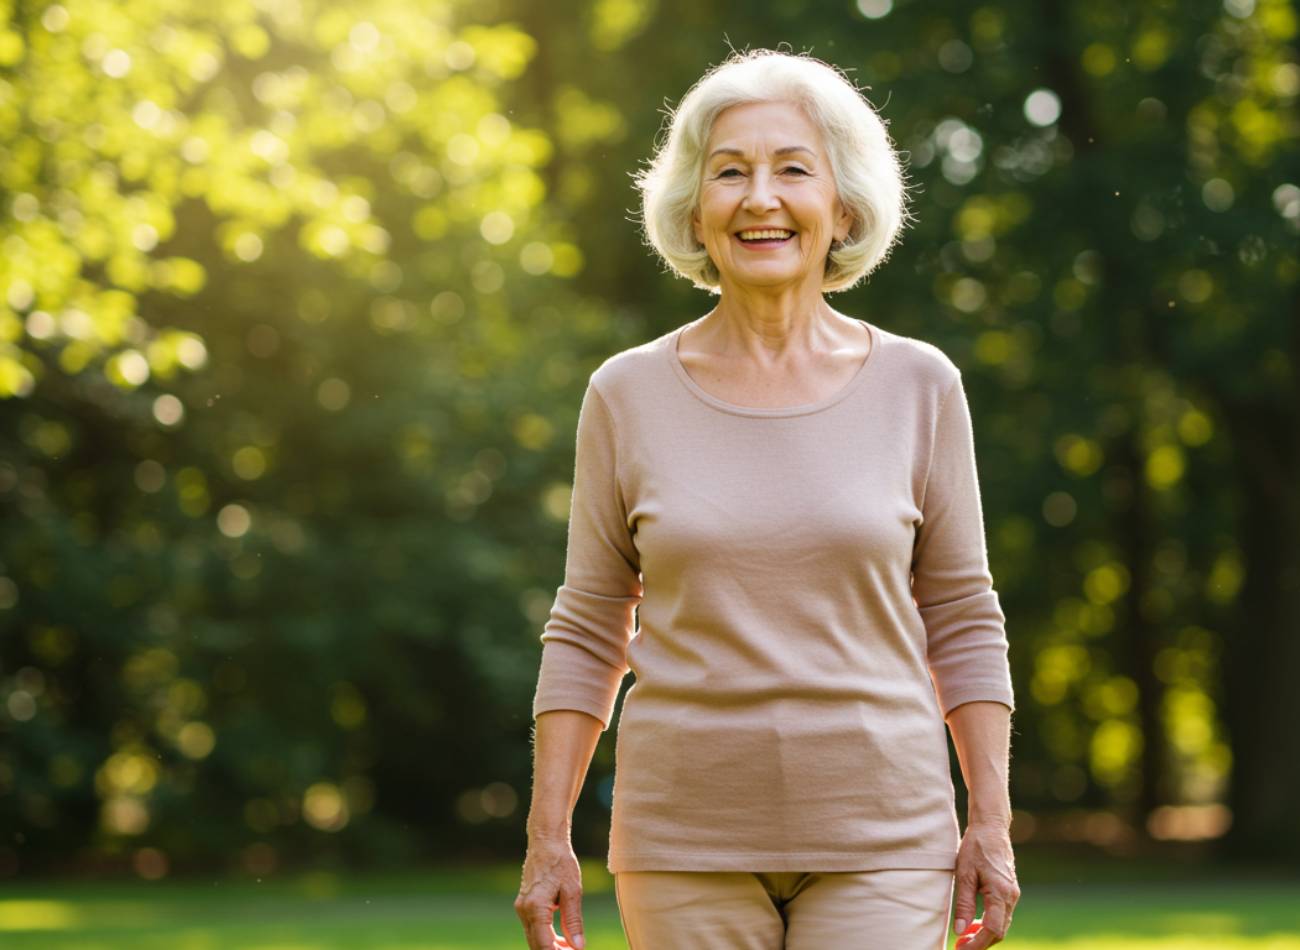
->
<box><xmin>741</xmin><ymin>167</ymin><xmax>780</xmax><ymax>213</ymax></box>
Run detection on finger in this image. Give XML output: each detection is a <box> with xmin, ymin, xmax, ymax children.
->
<box><xmin>952</xmin><ymin>869</ymin><xmax>979</xmax><ymax>935</ymax></box>
<box><xmin>559</xmin><ymin>882</ymin><xmax>586</xmax><ymax>950</ymax></box>
<box><xmin>963</xmin><ymin>904</ymin><xmax>1011</xmax><ymax>949</ymax></box>
<box><xmin>528</xmin><ymin>907</ymin><xmax>558</xmax><ymax>950</ymax></box>
<box><xmin>528</xmin><ymin>922</ymin><xmax>554</xmax><ymax>950</ymax></box>
<box><xmin>979</xmin><ymin>891</ymin><xmax>1012</xmax><ymax>942</ymax></box>
<box><xmin>965</xmin><ymin>920</ymin><xmax>1005</xmax><ymax>950</ymax></box>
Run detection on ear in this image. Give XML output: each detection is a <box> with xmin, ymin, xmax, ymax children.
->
<box><xmin>692</xmin><ymin>207</ymin><xmax>703</xmax><ymax>245</ymax></box>
<box><xmin>834</xmin><ymin>198</ymin><xmax>853</xmax><ymax>243</ymax></box>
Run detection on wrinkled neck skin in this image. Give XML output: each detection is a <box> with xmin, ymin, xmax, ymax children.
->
<box><xmin>695</xmin><ymin>285</ymin><xmax>861</xmax><ymax>366</ymax></box>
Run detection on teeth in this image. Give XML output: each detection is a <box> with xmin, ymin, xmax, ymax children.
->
<box><xmin>738</xmin><ymin>229</ymin><xmax>793</xmax><ymax>240</ymax></box>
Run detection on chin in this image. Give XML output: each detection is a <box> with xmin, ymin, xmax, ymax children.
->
<box><xmin>726</xmin><ymin>267</ymin><xmax>811</xmax><ymax>286</ymax></box>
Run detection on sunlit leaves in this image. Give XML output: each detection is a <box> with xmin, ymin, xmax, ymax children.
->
<box><xmin>1091</xmin><ymin>717</ymin><xmax>1142</xmax><ymax>786</ymax></box>
<box><xmin>175</xmin><ymin>721</ymin><xmax>216</xmax><ymax>759</ymax></box>
<box><xmin>459</xmin><ymin>24</ymin><xmax>536</xmax><ymax>80</ymax></box>
<box><xmin>1081</xmin><ymin>42</ymin><xmax>1118</xmax><ymax>77</ymax></box>
<box><xmin>302</xmin><ymin>781</ymin><xmax>349</xmax><ymax>831</ymax></box>
<box><xmin>1191</xmin><ymin>2</ymin><xmax>1298</xmax><ymax>171</ymax></box>
<box><xmin>1205</xmin><ymin>549</ymin><xmax>1244</xmax><ymax>604</ymax></box>
<box><xmin>553</xmin><ymin>84</ymin><xmax>627</xmax><ymax>151</ymax></box>
<box><xmin>1154</xmin><ymin>626</ymin><xmax>1231</xmax><ymax>800</ymax></box>
<box><xmin>215</xmin><ymin>503</ymin><xmax>250</xmax><ymax>537</ymax></box>
<box><xmin>1131</xmin><ymin>26</ymin><xmax>1172</xmax><ymax>71</ymax></box>
<box><xmin>589</xmin><ymin>0</ymin><xmax>656</xmax><ymax>51</ymax></box>
<box><xmin>104</xmin><ymin>348</ymin><xmax>150</xmax><ymax>388</ymax></box>
<box><xmin>1055</xmin><ymin>434</ymin><xmax>1105</xmax><ymax>477</ymax></box>
<box><xmin>1084</xmin><ymin>562</ymin><xmax>1131</xmax><ymax>605</ymax></box>
<box><xmin>231</xmin><ymin>446</ymin><xmax>268</xmax><ymax>480</ymax></box>
<box><xmin>19</xmin><ymin>420</ymin><xmax>69</xmax><ymax>466</ymax></box>
<box><xmin>96</xmin><ymin>747</ymin><xmax>159</xmax><ymax>797</ymax></box>
<box><xmin>230</xmin><ymin>22</ymin><xmax>271</xmax><ymax>60</ymax></box>
<box><xmin>1145</xmin><ymin>443</ymin><xmax>1185</xmax><ymax>490</ymax></box>
<box><xmin>1164</xmin><ymin>686</ymin><xmax>1216</xmax><ymax>756</ymax></box>
<box><xmin>1</xmin><ymin>0</ymin><xmax>553</xmax><ymax>402</ymax></box>
<box><xmin>973</xmin><ymin>329</ymin><xmax>1012</xmax><ymax>363</ymax></box>
<box><xmin>0</xmin><ymin>26</ymin><xmax>23</xmax><ymax>66</ymax></box>
<box><xmin>953</xmin><ymin>193</ymin><xmax>1033</xmax><ymax>240</ymax></box>
<box><xmin>944</xmin><ymin>275</ymin><xmax>986</xmax><ymax>312</ymax></box>
<box><xmin>0</xmin><ymin>355</ymin><xmax>34</xmax><ymax>397</ymax></box>
<box><xmin>1084</xmin><ymin>675</ymin><xmax>1139</xmax><ymax>719</ymax></box>
<box><xmin>329</xmin><ymin>682</ymin><xmax>366</xmax><ymax>729</ymax></box>
<box><xmin>174</xmin><ymin>466</ymin><xmax>210</xmax><ymax>517</ymax></box>
<box><xmin>479</xmin><ymin>210</ymin><xmax>515</xmax><ymax>245</ymax></box>
<box><xmin>1032</xmin><ymin>644</ymin><xmax>1091</xmax><ymax>706</ymax></box>
<box><xmin>547</xmin><ymin>241</ymin><xmax>584</xmax><ymax>277</ymax></box>
<box><xmin>1256</xmin><ymin>0</ymin><xmax>1298</xmax><ymax>40</ymax></box>
<box><xmin>511</xmin><ymin>411</ymin><xmax>554</xmax><ymax>453</ymax></box>
<box><xmin>316</xmin><ymin>377</ymin><xmax>350</xmax><ymax>410</ymax></box>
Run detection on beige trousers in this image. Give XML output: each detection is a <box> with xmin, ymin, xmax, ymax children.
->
<box><xmin>614</xmin><ymin>867</ymin><xmax>955</xmax><ymax>949</ymax></box>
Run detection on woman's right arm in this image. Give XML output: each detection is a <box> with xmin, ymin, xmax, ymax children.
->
<box><xmin>515</xmin><ymin>709</ymin><xmax>603</xmax><ymax>950</ymax></box>
<box><xmin>518</xmin><ymin>376</ymin><xmax>641</xmax><ymax>948</ymax></box>
<box><xmin>527</xmin><ymin>708</ymin><xmax>603</xmax><ymax>841</ymax></box>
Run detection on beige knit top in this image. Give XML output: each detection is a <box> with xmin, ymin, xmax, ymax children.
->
<box><xmin>531</xmin><ymin>317</ymin><xmax>1015</xmax><ymax>873</ymax></box>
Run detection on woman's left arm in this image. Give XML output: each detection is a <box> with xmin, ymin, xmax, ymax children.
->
<box><xmin>946</xmin><ymin>700</ymin><xmax>1020</xmax><ymax>949</ymax></box>
<box><xmin>910</xmin><ymin>372</ymin><xmax>1020</xmax><ymax>945</ymax></box>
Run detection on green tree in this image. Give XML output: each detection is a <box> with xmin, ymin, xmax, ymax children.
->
<box><xmin>0</xmin><ymin>0</ymin><xmax>604</xmax><ymax>871</ymax></box>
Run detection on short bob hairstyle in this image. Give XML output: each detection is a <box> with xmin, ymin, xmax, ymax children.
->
<box><xmin>632</xmin><ymin>48</ymin><xmax>916</xmax><ymax>294</ymax></box>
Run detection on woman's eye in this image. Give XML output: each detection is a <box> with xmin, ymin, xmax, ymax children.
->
<box><xmin>717</xmin><ymin>166</ymin><xmax>808</xmax><ymax>178</ymax></box>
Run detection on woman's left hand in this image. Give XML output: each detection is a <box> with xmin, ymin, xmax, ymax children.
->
<box><xmin>951</xmin><ymin>820</ymin><xmax>1020</xmax><ymax>948</ymax></box>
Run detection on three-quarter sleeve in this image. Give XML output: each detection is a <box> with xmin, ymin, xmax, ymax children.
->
<box><xmin>531</xmin><ymin>378</ymin><xmax>643</xmax><ymax>731</ymax></box>
<box><xmin>912</xmin><ymin>373</ymin><xmax>1016</xmax><ymax>717</ymax></box>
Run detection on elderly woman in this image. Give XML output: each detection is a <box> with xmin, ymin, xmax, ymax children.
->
<box><xmin>515</xmin><ymin>49</ymin><xmax>1020</xmax><ymax>950</ymax></box>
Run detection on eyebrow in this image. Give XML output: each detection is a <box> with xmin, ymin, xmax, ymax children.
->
<box><xmin>707</xmin><ymin>145</ymin><xmax>816</xmax><ymax>161</ymax></box>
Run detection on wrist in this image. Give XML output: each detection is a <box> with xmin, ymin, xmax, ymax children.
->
<box><xmin>527</xmin><ymin>815</ymin><xmax>573</xmax><ymax>841</ymax></box>
<box><xmin>966</xmin><ymin>811</ymin><xmax>1012</xmax><ymax>830</ymax></box>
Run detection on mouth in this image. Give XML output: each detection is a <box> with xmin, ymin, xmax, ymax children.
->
<box><xmin>734</xmin><ymin>228</ymin><xmax>796</xmax><ymax>248</ymax></box>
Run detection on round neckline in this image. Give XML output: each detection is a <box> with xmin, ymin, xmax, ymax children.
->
<box><xmin>667</xmin><ymin>317</ymin><xmax>879</xmax><ymax>418</ymax></box>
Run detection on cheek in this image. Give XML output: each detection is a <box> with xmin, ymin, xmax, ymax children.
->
<box><xmin>699</xmin><ymin>212</ymin><xmax>733</xmax><ymax>243</ymax></box>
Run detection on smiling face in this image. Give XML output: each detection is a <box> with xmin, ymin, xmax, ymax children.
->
<box><xmin>692</xmin><ymin>100</ymin><xmax>852</xmax><ymax>292</ymax></box>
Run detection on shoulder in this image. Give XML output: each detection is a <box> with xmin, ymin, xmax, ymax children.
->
<box><xmin>872</xmin><ymin>323</ymin><xmax>962</xmax><ymax>393</ymax></box>
<box><xmin>587</xmin><ymin>325</ymin><xmax>676</xmax><ymax>408</ymax></box>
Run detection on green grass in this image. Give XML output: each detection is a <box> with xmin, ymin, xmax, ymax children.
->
<box><xmin>0</xmin><ymin>851</ymin><xmax>1296</xmax><ymax>948</ymax></box>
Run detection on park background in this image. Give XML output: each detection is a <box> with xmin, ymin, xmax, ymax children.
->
<box><xmin>1</xmin><ymin>0</ymin><xmax>1298</xmax><ymax>946</ymax></box>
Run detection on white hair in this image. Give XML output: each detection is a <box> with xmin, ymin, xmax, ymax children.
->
<box><xmin>631</xmin><ymin>48</ymin><xmax>917</xmax><ymax>294</ymax></box>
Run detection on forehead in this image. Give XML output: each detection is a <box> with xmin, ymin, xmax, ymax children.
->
<box><xmin>706</xmin><ymin>101</ymin><xmax>825</xmax><ymax>154</ymax></box>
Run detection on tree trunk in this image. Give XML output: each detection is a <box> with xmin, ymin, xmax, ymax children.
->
<box><xmin>1217</xmin><ymin>385</ymin><xmax>1300</xmax><ymax>860</ymax></box>
<box><xmin>1113</xmin><ymin>433</ymin><xmax>1169</xmax><ymax>826</ymax></box>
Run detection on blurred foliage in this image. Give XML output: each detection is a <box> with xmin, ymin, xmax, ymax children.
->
<box><xmin>0</xmin><ymin>0</ymin><xmax>629</xmax><ymax>873</ymax></box>
<box><xmin>1</xmin><ymin>0</ymin><xmax>1298</xmax><ymax>876</ymax></box>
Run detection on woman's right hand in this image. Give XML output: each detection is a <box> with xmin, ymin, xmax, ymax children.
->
<box><xmin>515</xmin><ymin>835</ymin><xmax>587</xmax><ymax>950</ymax></box>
